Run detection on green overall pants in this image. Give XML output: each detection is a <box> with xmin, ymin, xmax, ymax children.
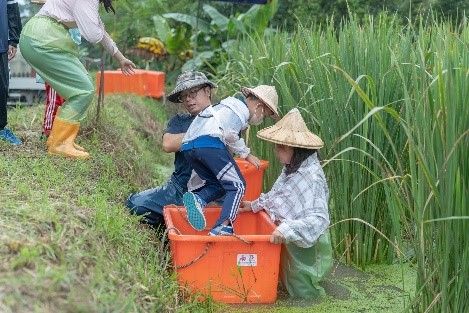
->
<box><xmin>19</xmin><ymin>16</ymin><xmax>94</xmax><ymax>122</ymax></box>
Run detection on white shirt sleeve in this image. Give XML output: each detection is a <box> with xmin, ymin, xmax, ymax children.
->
<box><xmin>216</xmin><ymin>104</ymin><xmax>250</xmax><ymax>158</ymax></box>
<box><xmin>73</xmin><ymin>0</ymin><xmax>118</xmax><ymax>55</ymax></box>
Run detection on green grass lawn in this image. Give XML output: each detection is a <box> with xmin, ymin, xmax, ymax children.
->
<box><xmin>0</xmin><ymin>95</ymin><xmax>416</xmax><ymax>312</ymax></box>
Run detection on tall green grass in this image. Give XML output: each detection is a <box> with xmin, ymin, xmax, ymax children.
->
<box><xmin>219</xmin><ymin>14</ymin><xmax>468</xmax><ymax>312</ymax></box>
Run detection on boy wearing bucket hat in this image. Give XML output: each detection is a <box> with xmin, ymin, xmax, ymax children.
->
<box><xmin>239</xmin><ymin>108</ymin><xmax>333</xmax><ymax>298</ymax></box>
<box><xmin>126</xmin><ymin>70</ymin><xmax>217</xmax><ymax>228</ymax></box>
<box><xmin>172</xmin><ymin>71</ymin><xmax>279</xmax><ymax>236</ymax></box>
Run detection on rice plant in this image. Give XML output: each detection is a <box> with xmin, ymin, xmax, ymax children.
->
<box><xmin>219</xmin><ymin>12</ymin><xmax>468</xmax><ymax>312</ymax></box>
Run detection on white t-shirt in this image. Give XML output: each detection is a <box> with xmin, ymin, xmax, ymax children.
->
<box><xmin>37</xmin><ymin>0</ymin><xmax>118</xmax><ymax>55</ymax></box>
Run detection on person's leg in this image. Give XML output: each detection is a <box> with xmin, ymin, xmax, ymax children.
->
<box><xmin>20</xmin><ymin>17</ymin><xmax>93</xmax><ymax>158</ymax></box>
<box><xmin>183</xmin><ymin>150</ymin><xmax>226</xmax><ymax>204</ymax></box>
<box><xmin>0</xmin><ymin>53</ymin><xmax>8</xmax><ymax>130</ymax></box>
<box><xmin>181</xmin><ymin>148</ymin><xmax>228</xmax><ymax>231</ymax></box>
<box><xmin>0</xmin><ymin>53</ymin><xmax>21</xmax><ymax>145</ymax></box>
<box><xmin>280</xmin><ymin>231</ymin><xmax>333</xmax><ymax>298</ymax></box>
<box><xmin>42</xmin><ymin>83</ymin><xmax>86</xmax><ymax>151</ymax></box>
<box><xmin>126</xmin><ymin>179</ymin><xmax>185</xmax><ymax>227</ymax></box>
<box><xmin>20</xmin><ymin>40</ymin><xmax>94</xmax><ymax>123</ymax></box>
<box><xmin>186</xmin><ymin>148</ymin><xmax>245</xmax><ymax>230</ymax></box>
<box><xmin>43</xmin><ymin>83</ymin><xmax>65</xmax><ymax>136</ymax></box>
<box><xmin>207</xmin><ymin>150</ymin><xmax>245</xmax><ymax>229</ymax></box>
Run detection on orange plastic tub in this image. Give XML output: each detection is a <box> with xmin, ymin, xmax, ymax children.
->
<box><xmin>163</xmin><ymin>206</ymin><xmax>281</xmax><ymax>303</ymax></box>
<box><xmin>95</xmin><ymin>69</ymin><xmax>164</xmax><ymax>98</ymax></box>
<box><xmin>234</xmin><ymin>158</ymin><xmax>269</xmax><ymax>201</ymax></box>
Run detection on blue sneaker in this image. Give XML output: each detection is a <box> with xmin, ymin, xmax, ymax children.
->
<box><xmin>0</xmin><ymin>128</ymin><xmax>22</xmax><ymax>145</ymax></box>
<box><xmin>183</xmin><ymin>192</ymin><xmax>206</xmax><ymax>230</ymax></box>
<box><xmin>209</xmin><ymin>224</ymin><xmax>234</xmax><ymax>236</ymax></box>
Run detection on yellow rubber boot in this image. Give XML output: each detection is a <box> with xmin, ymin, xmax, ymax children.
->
<box><xmin>46</xmin><ymin>129</ymin><xmax>85</xmax><ymax>151</ymax></box>
<box><xmin>47</xmin><ymin>118</ymin><xmax>90</xmax><ymax>159</ymax></box>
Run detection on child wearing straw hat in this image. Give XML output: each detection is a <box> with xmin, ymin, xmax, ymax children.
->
<box><xmin>168</xmin><ymin>70</ymin><xmax>279</xmax><ymax>236</ymax></box>
<box><xmin>239</xmin><ymin>108</ymin><xmax>333</xmax><ymax>298</ymax></box>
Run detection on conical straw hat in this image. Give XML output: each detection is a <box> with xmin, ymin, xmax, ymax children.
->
<box><xmin>257</xmin><ymin>108</ymin><xmax>324</xmax><ymax>149</ymax></box>
<box><xmin>241</xmin><ymin>85</ymin><xmax>279</xmax><ymax>118</ymax></box>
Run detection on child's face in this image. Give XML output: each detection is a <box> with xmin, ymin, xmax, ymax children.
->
<box><xmin>247</xmin><ymin>101</ymin><xmax>273</xmax><ymax>125</ymax></box>
<box><xmin>274</xmin><ymin>144</ymin><xmax>294</xmax><ymax>164</ymax></box>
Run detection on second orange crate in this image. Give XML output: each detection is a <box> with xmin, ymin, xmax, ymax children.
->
<box><xmin>95</xmin><ymin>69</ymin><xmax>164</xmax><ymax>98</ymax></box>
<box><xmin>234</xmin><ymin>158</ymin><xmax>269</xmax><ymax>201</ymax></box>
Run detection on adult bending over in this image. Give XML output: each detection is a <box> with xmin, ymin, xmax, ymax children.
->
<box><xmin>19</xmin><ymin>0</ymin><xmax>135</xmax><ymax>159</ymax></box>
<box><xmin>239</xmin><ymin>108</ymin><xmax>333</xmax><ymax>298</ymax></box>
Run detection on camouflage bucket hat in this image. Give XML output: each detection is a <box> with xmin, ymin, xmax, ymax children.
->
<box><xmin>167</xmin><ymin>70</ymin><xmax>217</xmax><ymax>103</ymax></box>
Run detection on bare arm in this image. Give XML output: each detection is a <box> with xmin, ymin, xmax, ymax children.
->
<box><xmin>113</xmin><ymin>50</ymin><xmax>136</xmax><ymax>76</ymax></box>
<box><xmin>162</xmin><ymin>133</ymin><xmax>185</xmax><ymax>152</ymax></box>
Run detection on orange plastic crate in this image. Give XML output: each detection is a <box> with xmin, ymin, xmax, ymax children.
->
<box><xmin>234</xmin><ymin>158</ymin><xmax>269</xmax><ymax>201</ymax></box>
<box><xmin>95</xmin><ymin>69</ymin><xmax>164</xmax><ymax>98</ymax></box>
<box><xmin>163</xmin><ymin>206</ymin><xmax>281</xmax><ymax>303</ymax></box>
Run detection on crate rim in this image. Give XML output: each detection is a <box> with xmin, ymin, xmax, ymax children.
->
<box><xmin>163</xmin><ymin>206</ymin><xmax>275</xmax><ymax>242</ymax></box>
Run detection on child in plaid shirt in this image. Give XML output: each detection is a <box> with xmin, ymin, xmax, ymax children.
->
<box><xmin>239</xmin><ymin>108</ymin><xmax>333</xmax><ymax>298</ymax></box>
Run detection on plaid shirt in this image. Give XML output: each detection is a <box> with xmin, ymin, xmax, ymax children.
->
<box><xmin>251</xmin><ymin>153</ymin><xmax>330</xmax><ymax>248</ymax></box>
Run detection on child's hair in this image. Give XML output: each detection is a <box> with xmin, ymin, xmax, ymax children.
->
<box><xmin>285</xmin><ymin>148</ymin><xmax>319</xmax><ymax>175</ymax></box>
<box><xmin>246</xmin><ymin>93</ymin><xmax>258</xmax><ymax>101</ymax></box>
<box><xmin>100</xmin><ymin>0</ymin><xmax>116</xmax><ymax>14</ymax></box>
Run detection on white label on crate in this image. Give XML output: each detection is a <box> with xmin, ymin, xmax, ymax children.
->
<box><xmin>237</xmin><ymin>254</ymin><xmax>257</xmax><ymax>266</ymax></box>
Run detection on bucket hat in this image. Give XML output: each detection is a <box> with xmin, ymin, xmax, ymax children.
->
<box><xmin>257</xmin><ymin>108</ymin><xmax>324</xmax><ymax>149</ymax></box>
<box><xmin>241</xmin><ymin>85</ymin><xmax>279</xmax><ymax>119</ymax></box>
<box><xmin>167</xmin><ymin>70</ymin><xmax>217</xmax><ymax>103</ymax></box>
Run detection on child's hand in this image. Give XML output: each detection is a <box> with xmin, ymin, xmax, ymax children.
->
<box><xmin>245</xmin><ymin>154</ymin><xmax>261</xmax><ymax>170</ymax></box>
<box><xmin>238</xmin><ymin>201</ymin><xmax>253</xmax><ymax>213</ymax></box>
<box><xmin>270</xmin><ymin>229</ymin><xmax>286</xmax><ymax>244</ymax></box>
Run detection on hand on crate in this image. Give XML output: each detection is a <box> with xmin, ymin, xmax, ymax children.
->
<box><xmin>245</xmin><ymin>153</ymin><xmax>261</xmax><ymax>170</ymax></box>
<box><xmin>270</xmin><ymin>229</ymin><xmax>286</xmax><ymax>244</ymax></box>
<box><xmin>238</xmin><ymin>201</ymin><xmax>253</xmax><ymax>213</ymax></box>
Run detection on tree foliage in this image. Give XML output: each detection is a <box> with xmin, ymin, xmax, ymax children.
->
<box><xmin>271</xmin><ymin>0</ymin><xmax>468</xmax><ymax>30</ymax></box>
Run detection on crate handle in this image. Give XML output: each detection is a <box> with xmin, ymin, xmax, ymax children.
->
<box><xmin>175</xmin><ymin>242</ymin><xmax>211</xmax><ymax>269</ymax></box>
<box><xmin>173</xmin><ymin>231</ymin><xmax>254</xmax><ymax>269</ymax></box>
<box><xmin>173</xmin><ymin>205</ymin><xmax>254</xmax><ymax>245</ymax></box>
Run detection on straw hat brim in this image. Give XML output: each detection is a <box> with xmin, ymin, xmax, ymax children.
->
<box><xmin>241</xmin><ymin>86</ymin><xmax>279</xmax><ymax>119</ymax></box>
<box><xmin>256</xmin><ymin>108</ymin><xmax>324</xmax><ymax>149</ymax></box>
<box><xmin>257</xmin><ymin>125</ymin><xmax>324</xmax><ymax>149</ymax></box>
